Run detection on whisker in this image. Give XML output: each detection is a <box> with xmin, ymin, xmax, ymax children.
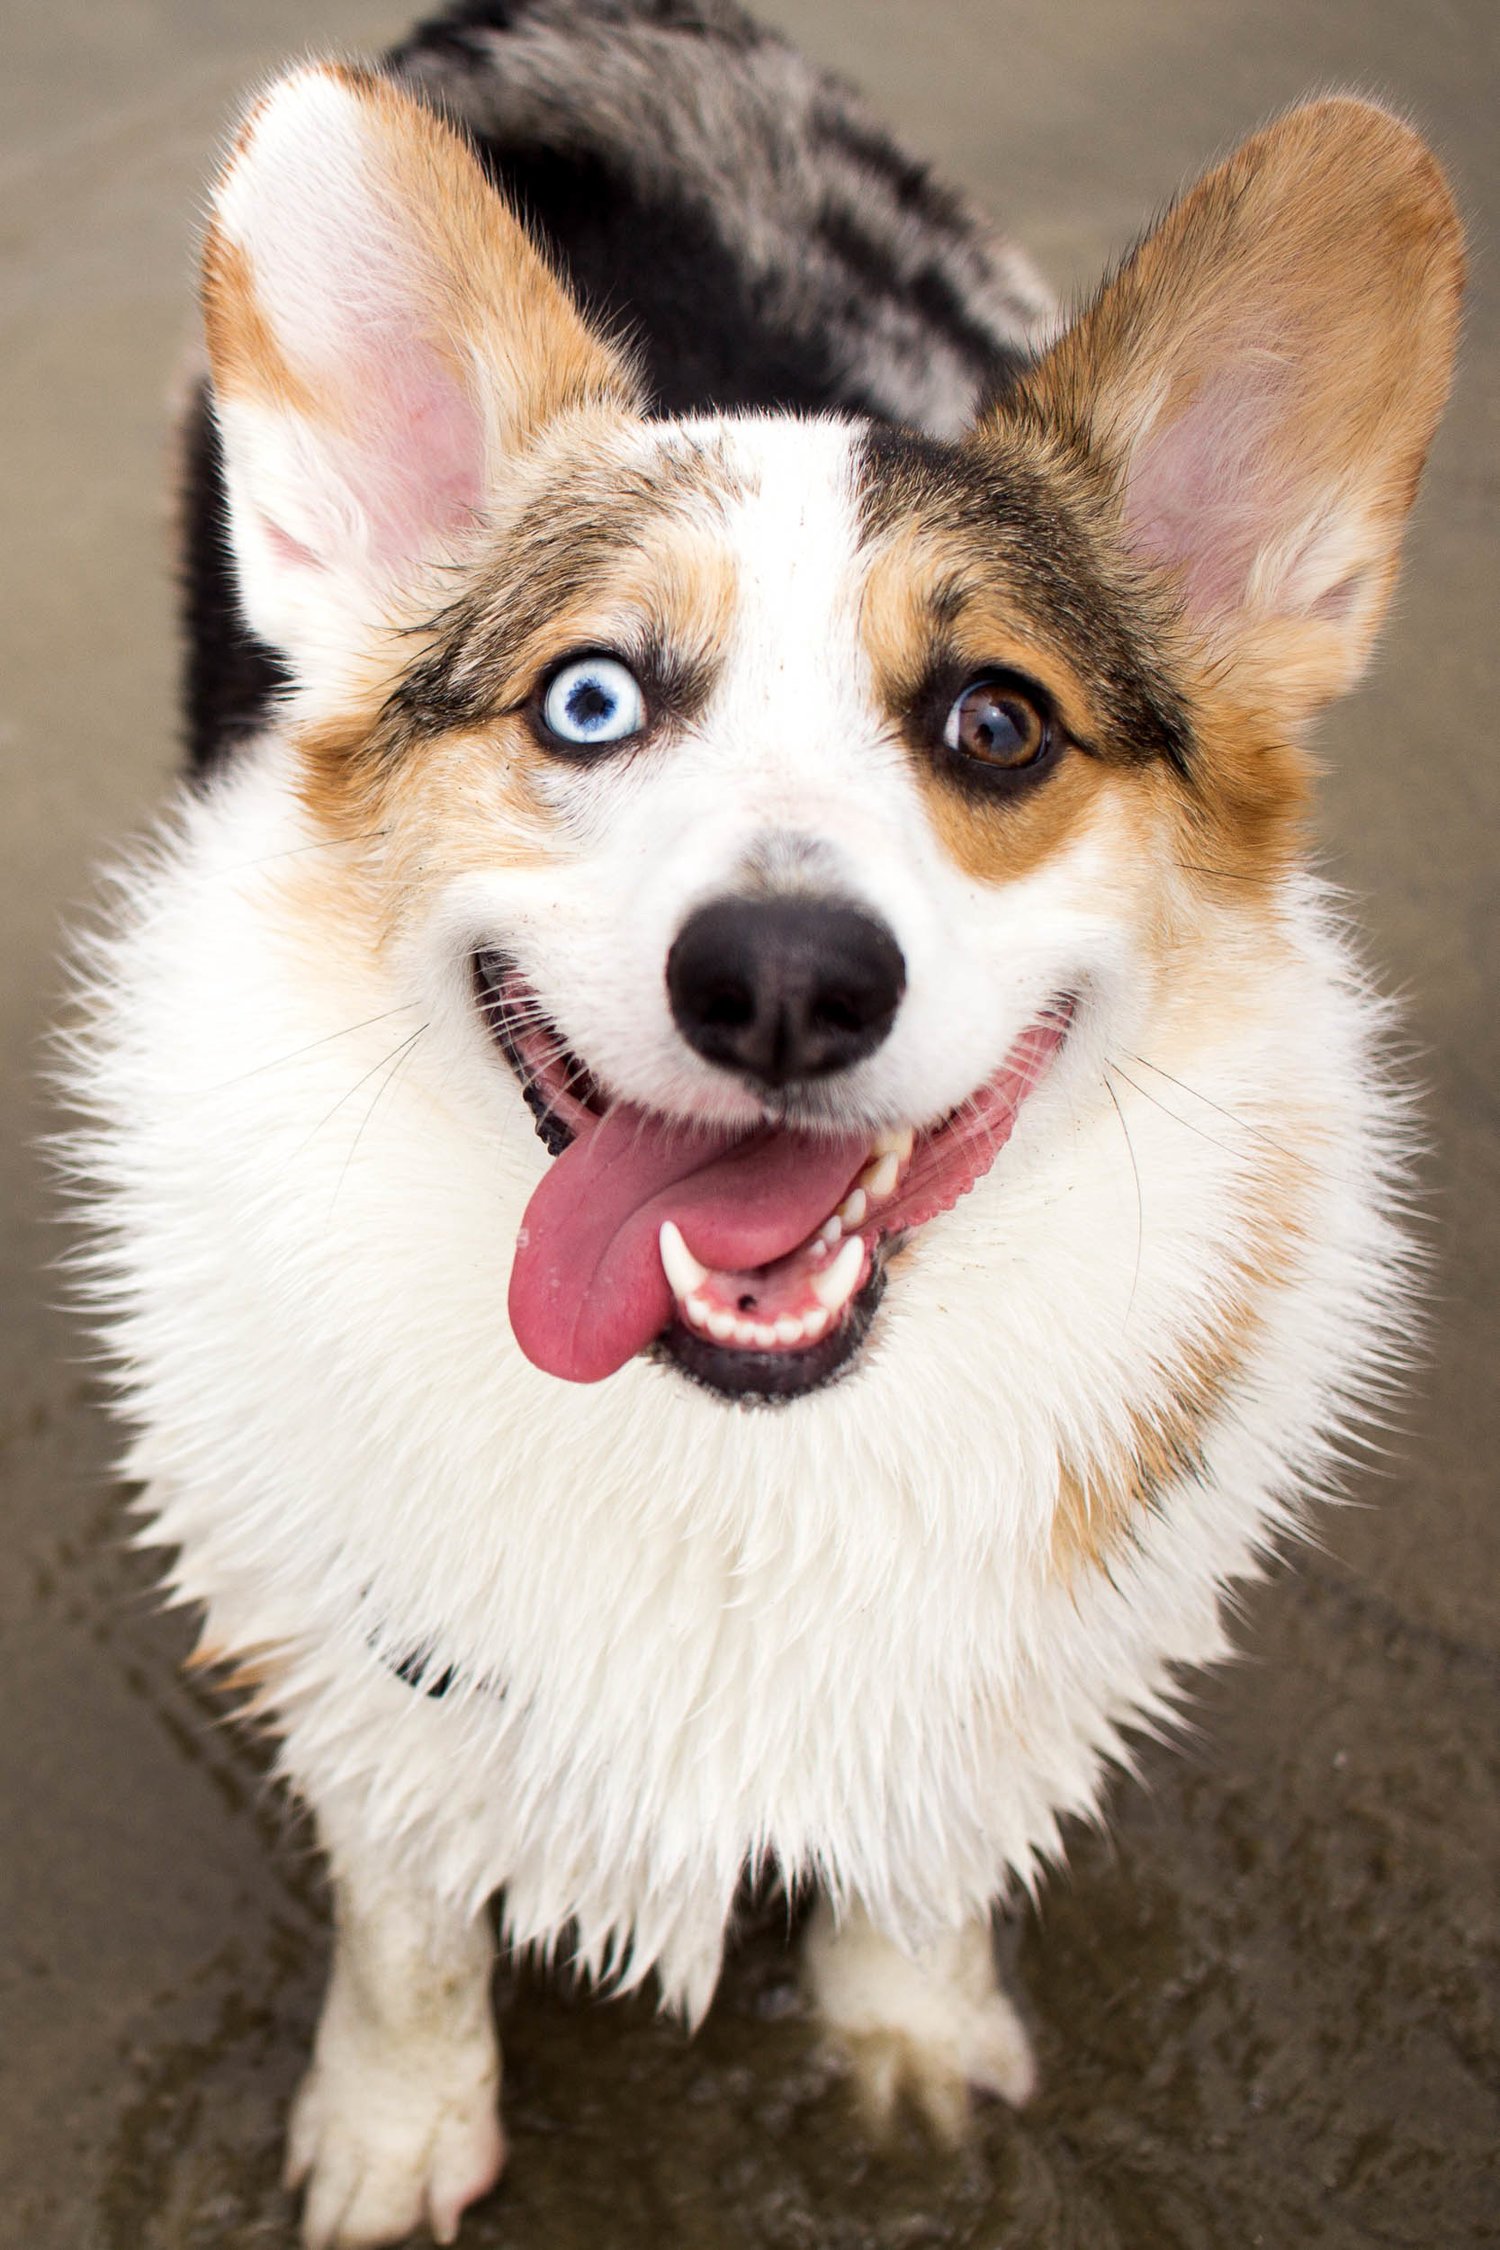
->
<box><xmin>1123</xmin><ymin>1051</ymin><xmax>1303</xmax><ymax>1165</ymax></box>
<box><xmin>207</xmin><ymin>1005</ymin><xmax>422</xmax><ymax>1091</ymax></box>
<box><xmin>297</xmin><ymin>1024</ymin><xmax>431</xmax><ymax>1157</ymax></box>
<box><xmin>330</xmin><ymin>1026</ymin><xmax>429</xmax><ymax>1215</ymax></box>
<box><xmin>1110</xmin><ymin>1057</ymin><xmax>1295</xmax><ymax>1179</ymax></box>
<box><xmin>188</xmin><ymin>829</ymin><xmax>389</xmax><ymax>882</ymax></box>
<box><xmin>1174</xmin><ymin>860</ymin><xmax>1263</xmax><ymax>885</ymax></box>
<box><xmin>1101</xmin><ymin>1068</ymin><xmax>1143</xmax><ymax>1323</ymax></box>
<box><xmin>481</xmin><ymin>1007</ymin><xmax>557</xmax><ymax>1040</ymax></box>
<box><xmin>556</xmin><ymin>1049</ymin><xmax>599</xmax><ymax>1096</ymax></box>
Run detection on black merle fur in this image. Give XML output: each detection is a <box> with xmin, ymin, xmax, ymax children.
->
<box><xmin>182</xmin><ymin>0</ymin><xmax>1047</xmax><ymax>777</ymax></box>
<box><xmin>180</xmin><ymin>380</ymin><xmax>290</xmax><ymax>772</ymax></box>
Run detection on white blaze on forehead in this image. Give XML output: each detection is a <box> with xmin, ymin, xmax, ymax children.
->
<box><xmin>707</xmin><ymin>414</ymin><xmax>863</xmax><ymax>610</ymax></box>
<box><xmin>646</xmin><ymin>411</ymin><xmax>958</xmax><ymax>971</ymax></box>
<box><xmin>684</xmin><ymin>413</ymin><xmax>874</xmax><ymax>779</ymax></box>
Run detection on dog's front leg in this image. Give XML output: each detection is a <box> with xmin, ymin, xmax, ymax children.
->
<box><xmin>286</xmin><ymin>1853</ymin><xmax>505</xmax><ymax>2250</ymax></box>
<box><xmin>804</xmin><ymin>1897</ymin><xmax>1036</xmax><ymax>2140</ymax></box>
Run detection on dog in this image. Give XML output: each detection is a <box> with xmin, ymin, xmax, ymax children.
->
<box><xmin>66</xmin><ymin>1</ymin><xmax>1462</xmax><ymax>2242</ymax></box>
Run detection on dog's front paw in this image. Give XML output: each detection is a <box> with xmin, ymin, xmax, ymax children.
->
<box><xmin>805</xmin><ymin>1901</ymin><xmax>1036</xmax><ymax>2141</ymax></box>
<box><xmin>285</xmin><ymin>2041</ymin><xmax>505</xmax><ymax>2250</ymax></box>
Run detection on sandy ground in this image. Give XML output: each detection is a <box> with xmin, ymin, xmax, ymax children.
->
<box><xmin>1</xmin><ymin>1</ymin><xmax>1496</xmax><ymax>2244</ymax></box>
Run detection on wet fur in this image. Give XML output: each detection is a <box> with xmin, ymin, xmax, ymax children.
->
<box><xmin>65</xmin><ymin>5</ymin><xmax>1461</xmax><ymax>2245</ymax></box>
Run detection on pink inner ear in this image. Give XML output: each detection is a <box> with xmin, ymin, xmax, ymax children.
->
<box><xmin>262</xmin><ymin>516</ymin><xmax>322</xmax><ymax>572</ymax></box>
<box><xmin>336</xmin><ymin>340</ymin><xmax>485</xmax><ymax>572</ymax></box>
<box><xmin>1122</xmin><ymin>362</ymin><xmax>1295</xmax><ymax>619</ymax></box>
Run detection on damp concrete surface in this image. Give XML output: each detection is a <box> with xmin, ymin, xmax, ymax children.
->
<box><xmin>1</xmin><ymin>1</ymin><xmax>1497</xmax><ymax>2245</ymax></box>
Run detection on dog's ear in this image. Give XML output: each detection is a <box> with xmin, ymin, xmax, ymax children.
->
<box><xmin>201</xmin><ymin>65</ymin><xmax>640</xmax><ymax>690</ymax></box>
<box><xmin>997</xmin><ymin>99</ymin><xmax>1463</xmax><ymax>724</ymax></box>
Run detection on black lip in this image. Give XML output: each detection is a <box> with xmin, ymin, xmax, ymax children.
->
<box><xmin>651</xmin><ymin>1249</ymin><xmax>890</xmax><ymax>1406</ymax></box>
<box><xmin>473</xmin><ymin>948</ymin><xmax>579</xmax><ymax>1156</ymax></box>
<box><xmin>475</xmin><ymin>947</ymin><xmax>892</xmax><ymax>1401</ymax></box>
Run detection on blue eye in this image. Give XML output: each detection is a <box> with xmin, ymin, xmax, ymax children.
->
<box><xmin>540</xmin><ymin>655</ymin><xmax>645</xmax><ymax>750</ymax></box>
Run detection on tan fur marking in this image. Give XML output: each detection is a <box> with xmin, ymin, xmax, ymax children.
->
<box><xmin>918</xmin><ymin>741</ymin><xmax>1120</xmax><ymax>893</ymax></box>
<box><xmin>201</xmin><ymin>232</ymin><xmax>320</xmax><ymax>418</ymax></box>
<box><xmin>368</xmin><ymin>726</ymin><xmax>565</xmax><ymax>942</ymax></box>
<box><xmin>1172</xmin><ymin>672</ymin><xmax>1311</xmax><ymax>897</ymax></box>
<box><xmin>186</xmin><ymin>1627</ymin><xmax>289</xmax><ymax>1719</ymax></box>
<box><xmin>1052</xmin><ymin>1321</ymin><xmax>1248</xmax><ymax>1577</ymax></box>
<box><xmin>1052</xmin><ymin>1146</ymin><xmax>1307</xmax><ymax>1575</ymax></box>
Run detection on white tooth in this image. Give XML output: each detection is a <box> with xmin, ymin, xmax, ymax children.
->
<box><xmin>872</xmin><ymin>1125</ymin><xmax>915</xmax><ymax>1163</ymax></box>
<box><xmin>685</xmin><ymin>1294</ymin><xmax>711</xmax><ymax>1329</ymax></box>
<box><xmin>817</xmin><ymin>1215</ymin><xmax>843</xmax><ymax>1249</ymax></box>
<box><xmin>811</xmin><ymin>1234</ymin><xmax>864</xmax><ymax>1313</ymax></box>
<box><xmin>858</xmin><ymin>1151</ymin><xmax>900</xmax><ymax>1203</ymax></box>
<box><xmin>731</xmin><ymin>1317</ymin><xmax>760</xmax><ymax>1348</ymax></box>
<box><xmin>837</xmin><ymin>1188</ymin><xmax>867</xmax><ymax>1230</ymax></box>
<box><xmin>802</xmin><ymin>1304</ymin><xmax>832</xmax><ymax>1341</ymax></box>
<box><xmin>707</xmin><ymin>1309</ymin><xmax>737</xmax><ymax>1343</ymax></box>
<box><xmin>750</xmin><ymin>1322</ymin><xmax>778</xmax><ymax>1349</ymax></box>
<box><xmin>659</xmin><ymin>1218</ymin><xmax>708</xmax><ymax>1301</ymax></box>
<box><xmin>774</xmin><ymin>1315</ymin><xmax>805</xmax><ymax>1346</ymax></box>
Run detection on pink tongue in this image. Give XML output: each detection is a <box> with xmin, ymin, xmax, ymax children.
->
<box><xmin>509</xmin><ymin>1103</ymin><xmax>869</xmax><ymax>1383</ymax></box>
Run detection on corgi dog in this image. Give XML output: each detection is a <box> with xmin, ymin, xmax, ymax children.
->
<box><xmin>68</xmin><ymin>1</ymin><xmax>1462</xmax><ymax>2243</ymax></box>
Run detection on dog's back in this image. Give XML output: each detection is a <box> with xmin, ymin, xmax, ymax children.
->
<box><xmin>184</xmin><ymin>0</ymin><xmax>1048</xmax><ymax>776</ymax></box>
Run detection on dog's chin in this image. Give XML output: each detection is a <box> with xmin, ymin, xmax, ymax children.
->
<box><xmin>651</xmin><ymin>1250</ymin><xmax>889</xmax><ymax>1405</ymax></box>
<box><xmin>473</xmin><ymin>949</ymin><xmax>1072</xmax><ymax>1406</ymax></box>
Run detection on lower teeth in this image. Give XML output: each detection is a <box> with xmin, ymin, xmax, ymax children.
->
<box><xmin>657</xmin><ymin>1158</ymin><xmax>881</xmax><ymax>1353</ymax></box>
<box><xmin>681</xmin><ymin>1299</ymin><xmax>839</xmax><ymax>1351</ymax></box>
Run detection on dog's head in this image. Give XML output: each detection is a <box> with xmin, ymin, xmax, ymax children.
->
<box><xmin>199</xmin><ymin>66</ymin><xmax>1460</xmax><ymax>1403</ymax></box>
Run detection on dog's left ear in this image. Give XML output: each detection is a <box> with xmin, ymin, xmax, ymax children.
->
<box><xmin>202</xmin><ymin>65</ymin><xmax>641</xmax><ymax>692</ymax></box>
<box><xmin>994</xmin><ymin>99</ymin><xmax>1463</xmax><ymax>723</ymax></box>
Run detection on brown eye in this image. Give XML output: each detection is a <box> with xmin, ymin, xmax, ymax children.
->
<box><xmin>943</xmin><ymin>676</ymin><xmax>1051</xmax><ymax>772</ymax></box>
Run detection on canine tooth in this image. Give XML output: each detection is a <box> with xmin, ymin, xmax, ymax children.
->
<box><xmin>858</xmin><ymin>1151</ymin><xmax>900</xmax><ymax>1203</ymax></box>
<box><xmin>774</xmin><ymin>1315</ymin><xmax>805</xmax><ymax>1345</ymax></box>
<box><xmin>659</xmin><ymin>1219</ymin><xmax>708</xmax><ymax>1301</ymax></box>
<box><xmin>810</xmin><ymin>1234</ymin><xmax>864</xmax><ymax>1313</ymax></box>
<box><xmin>707</xmin><ymin>1308</ymin><xmax>738</xmax><ymax>1343</ymax></box>
<box><xmin>837</xmin><ymin>1188</ymin><xmax>867</xmax><ymax>1230</ymax></box>
<box><xmin>871</xmin><ymin>1126</ymin><xmax>915</xmax><ymax>1164</ymax></box>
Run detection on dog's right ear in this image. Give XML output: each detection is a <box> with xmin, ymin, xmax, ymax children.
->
<box><xmin>202</xmin><ymin>65</ymin><xmax>640</xmax><ymax>693</ymax></box>
<box><xmin>993</xmin><ymin>99</ymin><xmax>1462</xmax><ymax>729</ymax></box>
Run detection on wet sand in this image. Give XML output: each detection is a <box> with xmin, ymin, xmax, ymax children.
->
<box><xmin>2</xmin><ymin>1</ymin><xmax>1496</xmax><ymax>2243</ymax></box>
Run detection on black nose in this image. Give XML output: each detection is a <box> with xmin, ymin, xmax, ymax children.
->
<box><xmin>667</xmin><ymin>897</ymin><xmax>906</xmax><ymax>1089</ymax></box>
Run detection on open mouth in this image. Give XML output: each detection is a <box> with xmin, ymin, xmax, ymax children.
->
<box><xmin>475</xmin><ymin>951</ymin><xmax>1071</xmax><ymax>1404</ymax></box>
